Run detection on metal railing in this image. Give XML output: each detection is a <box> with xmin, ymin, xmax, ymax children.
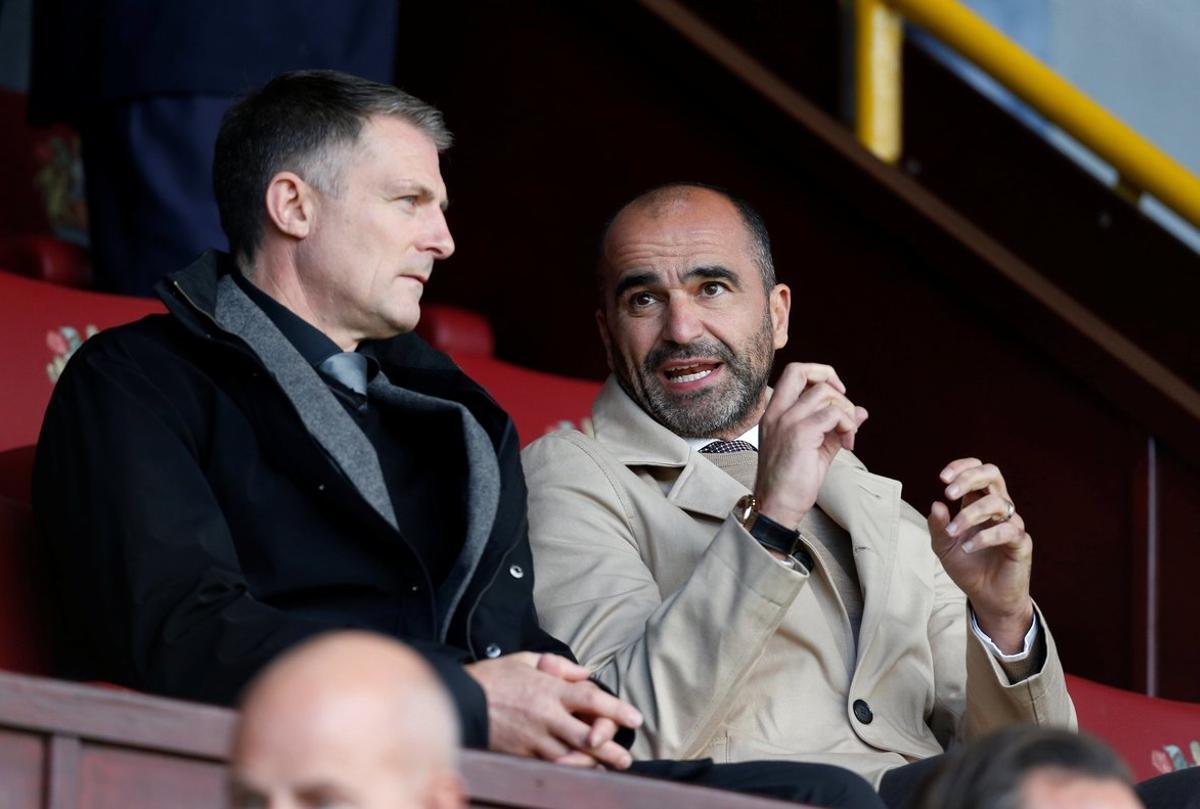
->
<box><xmin>855</xmin><ymin>0</ymin><xmax>1200</xmax><ymax>230</ymax></box>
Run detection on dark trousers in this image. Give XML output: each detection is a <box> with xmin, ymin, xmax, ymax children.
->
<box><xmin>879</xmin><ymin>753</ymin><xmax>1200</xmax><ymax>808</ymax></box>
<box><xmin>80</xmin><ymin>95</ymin><xmax>230</xmax><ymax>296</ymax></box>
<box><xmin>630</xmin><ymin>758</ymin><xmax>885</xmax><ymax>808</ymax></box>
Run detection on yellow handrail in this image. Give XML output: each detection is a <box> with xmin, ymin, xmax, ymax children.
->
<box><xmin>855</xmin><ymin>0</ymin><xmax>1200</xmax><ymax>230</ymax></box>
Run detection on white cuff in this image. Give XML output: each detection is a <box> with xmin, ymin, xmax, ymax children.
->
<box><xmin>970</xmin><ymin>609</ymin><xmax>1039</xmax><ymax>661</ymax></box>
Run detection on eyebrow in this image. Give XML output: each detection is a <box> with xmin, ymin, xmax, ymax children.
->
<box><xmin>612</xmin><ymin>265</ymin><xmax>742</xmax><ymax>301</ymax></box>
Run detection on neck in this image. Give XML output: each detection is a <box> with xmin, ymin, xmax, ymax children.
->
<box><xmin>244</xmin><ymin>253</ymin><xmax>360</xmax><ymax>352</ymax></box>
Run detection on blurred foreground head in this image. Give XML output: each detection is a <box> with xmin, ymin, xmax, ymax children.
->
<box><xmin>918</xmin><ymin>725</ymin><xmax>1141</xmax><ymax>809</ymax></box>
<box><xmin>231</xmin><ymin>631</ymin><xmax>465</xmax><ymax>809</ymax></box>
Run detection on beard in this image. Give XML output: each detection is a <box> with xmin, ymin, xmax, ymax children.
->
<box><xmin>615</xmin><ymin>312</ymin><xmax>775</xmax><ymax>438</ymax></box>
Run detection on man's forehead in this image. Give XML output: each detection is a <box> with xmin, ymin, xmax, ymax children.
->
<box><xmin>604</xmin><ymin>204</ymin><xmax>752</xmax><ymax>279</ymax></box>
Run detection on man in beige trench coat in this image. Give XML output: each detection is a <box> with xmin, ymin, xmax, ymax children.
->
<box><xmin>522</xmin><ymin>182</ymin><xmax>1077</xmax><ymax>808</ymax></box>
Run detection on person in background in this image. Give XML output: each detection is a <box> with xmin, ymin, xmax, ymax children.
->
<box><xmin>916</xmin><ymin>725</ymin><xmax>1142</xmax><ymax>809</ymax></box>
<box><xmin>28</xmin><ymin>0</ymin><xmax>397</xmax><ymax>294</ymax></box>
<box><xmin>231</xmin><ymin>631</ymin><xmax>466</xmax><ymax>809</ymax></box>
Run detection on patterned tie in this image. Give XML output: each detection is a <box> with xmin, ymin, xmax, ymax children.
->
<box><xmin>318</xmin><ymin>352</ymin><xmax>370</xmax><ymax>400</ymax></box>
<box><xmin>699</xmin><ymin>440</ymin><xmax>758</xmax><ymax>454</ymax></box>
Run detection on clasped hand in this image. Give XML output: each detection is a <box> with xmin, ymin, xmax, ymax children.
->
<box><xmin>465</xmin><ymin>652</ymin><xmax>642</xmax><ymax>769</ymax></box>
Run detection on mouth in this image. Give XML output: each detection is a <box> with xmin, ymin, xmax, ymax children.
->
<box><xmin>399</xmin><ymin>274</ymin><xmax>428</xmax><ymax>286</ymax></box>
<box><xmin>660</xmin><ymin>360</ymin><xmax>722</xmax><ymax>386</ymax></box>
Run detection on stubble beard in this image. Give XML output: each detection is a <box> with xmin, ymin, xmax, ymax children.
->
<box><xmin>617</xmin><ymin>312</ymin><xmax>775</xmax><ymax>439</ymax></box>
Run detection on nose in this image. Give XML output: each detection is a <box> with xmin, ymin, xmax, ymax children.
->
<box><xmin>662</xmin><ymin>294</ymin><xmax>704</xmax><ymax>345</ymax></box>
<box><xmin>423</xmin><ymin>207</ymin><xmax>456</xmax><ymax>260</ymax></box>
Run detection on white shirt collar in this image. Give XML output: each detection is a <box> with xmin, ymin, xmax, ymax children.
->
<box><xmin>684</xmin><ymin>424</ymin><xmax>760</xmax><ymax>453</ymax></box>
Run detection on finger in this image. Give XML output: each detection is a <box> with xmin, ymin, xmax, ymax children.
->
<box><xmin>562</xmin><ymin>681</ymin><xmax>644</xmax><ymax>728</ymax></box>
<box><xmin>764</xmin><ymin>363</ymin><xmax>812</xmax><ymax>423</ymax></box>
<box><xmin>589</xmin><ymin>739</ymin><xmax>635</xmax><ymax>770</ymax></box>
<box><xmin>536</xmin><ymin>653</ymin><xmax>592</xmax><ymax>681</ymax></box>
<box><xmin>554</xmin><ymin>751</ymin><xmax>603</xmax><ymax>769</ymax></box>
<box><xmin>835</xmin><ymin>406</ymin><xmax>869</xmax><ymax>451</ymax></box>
<box><xmin>961</xmin><ymin>521</ymin><xmax>1030</xmax><ymax>555</ymax></box>
<box><xmin>547</xmin><ymin>713</ymin><xmax>632</xmax><ymax>769</ymax></box>
<box><xmin>945</xmin><ymin>463</ymin><xmax>1007</xmax><ymax>501</ymax></box>
<box><xmin>792</xmin><ymin>362</ymin><xmax>846</xmax><ymax>394</ymax></box>
<box><xmin>788</xmin><ymin>382</ymin><xmax>857</xmax><ymax>423</ymax></box>
<box><xmin>927</xmin><ymin>501</ymin><xmax>956</xmax><ymax>556</ymax></box>
<box><xmin>939</xmin><ymin>457</ymin><xmax>982</xmax><ymax>484</ymax></box>
<box><xmin>531</xmin><ymin>730</ymin><xmax>573</xmax><ymax>762</ymax></box>
<box><xmin>587</xmin><ymin>717</ymin><xmax>618</xmax><ymax>749</ymax></box>
<box><xmin>945</xmin><ymin>493</ymin><xmax>1015</xmax><ymax>537</ymax></box>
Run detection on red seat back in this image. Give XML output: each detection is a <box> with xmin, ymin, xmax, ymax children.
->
<box><xmin>452</xmin><ymin>353</ymin><xmax>601</xmax><ymax>448</ymax></box>
<box><xmin>1067</xmin><ymin>673</ymin><xmax>1200</xmax><ymax>781</ymax></box>
<box><xmin>0</xmin><ymin>271</ymin><xmax>164</xmax><ymax>451</ymax></box>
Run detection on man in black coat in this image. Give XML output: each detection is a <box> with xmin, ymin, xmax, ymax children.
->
<box><xmin>35</xmin><ymin>70</ymin><xmax>882</xmax><ymax>807</ymax></box>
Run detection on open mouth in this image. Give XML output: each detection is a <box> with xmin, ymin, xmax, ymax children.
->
<box><xmin>662</xmin><ymin>362</ymin><xmax>721</xmax><ymax>384</ymax></box>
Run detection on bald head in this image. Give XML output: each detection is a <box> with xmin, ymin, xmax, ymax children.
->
<box><xmin>231</xmin><ymin>632</ymin><xmax>464</xmax><ymax>809</ymax></box>
<box><xmin>599</xmin><ymin>183</ymin><xmax>776</xmax><ymax>300</ymax></box>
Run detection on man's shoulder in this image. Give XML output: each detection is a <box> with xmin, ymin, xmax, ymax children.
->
<box><xmin>523</xmin><ymin>427</ymin><xmax>606</xmax><ymax>467</ymax></box>
<box><xmin>59</xmin><ymin>313</ymin><xmax>194</xmax><ymax>381</ymax></box>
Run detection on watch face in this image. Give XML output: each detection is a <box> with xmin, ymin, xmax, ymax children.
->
<box><xmin>734</xmin><ymin>494</ymin><xmax>757</xmax><ymax>526</ymax></box>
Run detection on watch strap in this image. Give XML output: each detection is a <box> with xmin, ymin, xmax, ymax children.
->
<box><xmin>749</xmin><ymin>512</ymin><xmax>814</xmax><ymax>573</ymax></box>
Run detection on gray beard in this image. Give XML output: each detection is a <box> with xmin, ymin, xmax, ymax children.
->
<box><xmin>617</xmin><ymin>317</ymin><xmax>774</xmax><ymax>439</ymax></box>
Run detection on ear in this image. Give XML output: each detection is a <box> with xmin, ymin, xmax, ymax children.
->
<box><xmin>595</xmin><ymin>308</ymin><xmax>616</xmax><ymax>371</ymax></box>
<box><xmin>769</xmin><ymin>283</ymin><xmax>791</xmax><ymax>350</ymax></box>
<box><xmin>263</xmin><ymin>171</ymin><xmax>316</xmax><ymax>241</ymax></box>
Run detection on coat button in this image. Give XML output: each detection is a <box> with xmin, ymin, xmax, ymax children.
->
<box><xmin>509</xmin><ymin>564</ymin><xmax>525</xmax><ymax>579</ymax></box>
<box><xmin>485</xmin><ymin>643</ymin><xmax>502</xmax><ymax>658</ymax></box>
<box><xmin>853</xmin><ymin>699</ymin><xmax>874</xmax><ymax>724</ymax></box>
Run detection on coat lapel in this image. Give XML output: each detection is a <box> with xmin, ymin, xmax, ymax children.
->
<box><xmin>591</xmin><ymin>377</ymin><xmax>747</xmax><ymax>519</ymax></box>
<box><xmin>817</xmin><ymin>453</ymin><xmax>902</xmax><ymax>667</ymax></box>
<box><xmin>213</xmin><ymin>276</ymin><xmax>399</xmax><ymax>532</ymax></box>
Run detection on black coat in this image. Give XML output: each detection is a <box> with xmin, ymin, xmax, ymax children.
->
<box><xmin>33</xmin><ymin>252</ymin><xmax>571</xmax><ymax>747</ymax></box>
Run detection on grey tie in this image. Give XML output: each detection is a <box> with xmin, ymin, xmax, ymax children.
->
<box><xmin>318</xmin><ymin>352</ymin><xmax>370</xmax><ymax>399</ymax></box>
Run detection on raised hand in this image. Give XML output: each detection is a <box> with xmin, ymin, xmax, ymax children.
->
<box><xmin>927</xmin><ymin>458</ymin><xmax>1034</xmax><ymax>653</ymax></box>
<box><xmin>756</xmin><ymin>362</ymin><xmax>868</xmax><ymax>529</ymax></box>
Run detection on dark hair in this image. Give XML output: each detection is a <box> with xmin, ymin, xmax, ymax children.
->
<box><xmin>596</xmin><ymin>181</ymin><xmax>776</xmax><ymax>302</ymax></box>
<box><xmin>916</xmin><ymin>726</ymin><xmax>1133</xmax><ymax>809</ymax></box>
<box><xmin>213</xmin><ymin>69</ymin><xmax>451</xmax><ymax>263</ymax></box>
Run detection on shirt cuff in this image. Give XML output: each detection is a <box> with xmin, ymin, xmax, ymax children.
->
<box><xmin>970</xmin><ymin>609</ymin><xmax>1039</xmax><ymax>661</ymax></box>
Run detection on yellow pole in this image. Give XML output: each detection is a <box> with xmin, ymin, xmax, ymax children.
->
<box><xmin>887</xmin><ymin>0</ymin><xmax>1200</xmax><ymax>229</ymax></box>
<box><xmin>855</xmin><ymin>0</ymin><xmax>904</xmax><ymax>164</ymax></box>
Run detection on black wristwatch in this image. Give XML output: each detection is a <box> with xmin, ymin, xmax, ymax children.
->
<box><xmin>734</xmin><ymin>494</ymin><xmax>813</xmax><ymax>572</ymax></box>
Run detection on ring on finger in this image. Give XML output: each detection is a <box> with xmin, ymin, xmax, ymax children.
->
<box><xmin>996</xmin><ymin>499</ymin><xmax>1015</xmax><ymax>523</ymax></box>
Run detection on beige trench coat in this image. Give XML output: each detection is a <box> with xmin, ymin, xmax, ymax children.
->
<box><xmin>524</xmin><ymin>377</ymin><xmax>1076</xmax><ymax>787</ymax></box>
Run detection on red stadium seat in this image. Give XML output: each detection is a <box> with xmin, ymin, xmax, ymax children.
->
<box><xmin>0</xmin><ymin>271</ymin><xmax>164</xmax><ymax>451</ymax></box>
<box><xmin>452</xmin><ymin>353</ymin><xmax>601</xmax><ymax>447</ymax></box>
<box><xmin>0</xmin><ymin>234</ymin><xmax>92</xmax><ymax>287</ymax></box>
<box><xmin>417</xmin><ymin>304</ymin><xmax>496</xmax><ymax>357</ymax></box>
<box><xmin>1067</xmin><ymin>673</ymin><xmax>1200</xmax><ymax>781</ymax></box>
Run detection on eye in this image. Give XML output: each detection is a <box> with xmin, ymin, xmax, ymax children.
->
<box><xmin>699</xmin><ymin>281</ymin><xmax>727</xmax><ymax>298</ymax></box>
<box><xmin>628</xmin><ymin>291</ymin><xmax>657</xmax><ymax>308</ymax></box>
